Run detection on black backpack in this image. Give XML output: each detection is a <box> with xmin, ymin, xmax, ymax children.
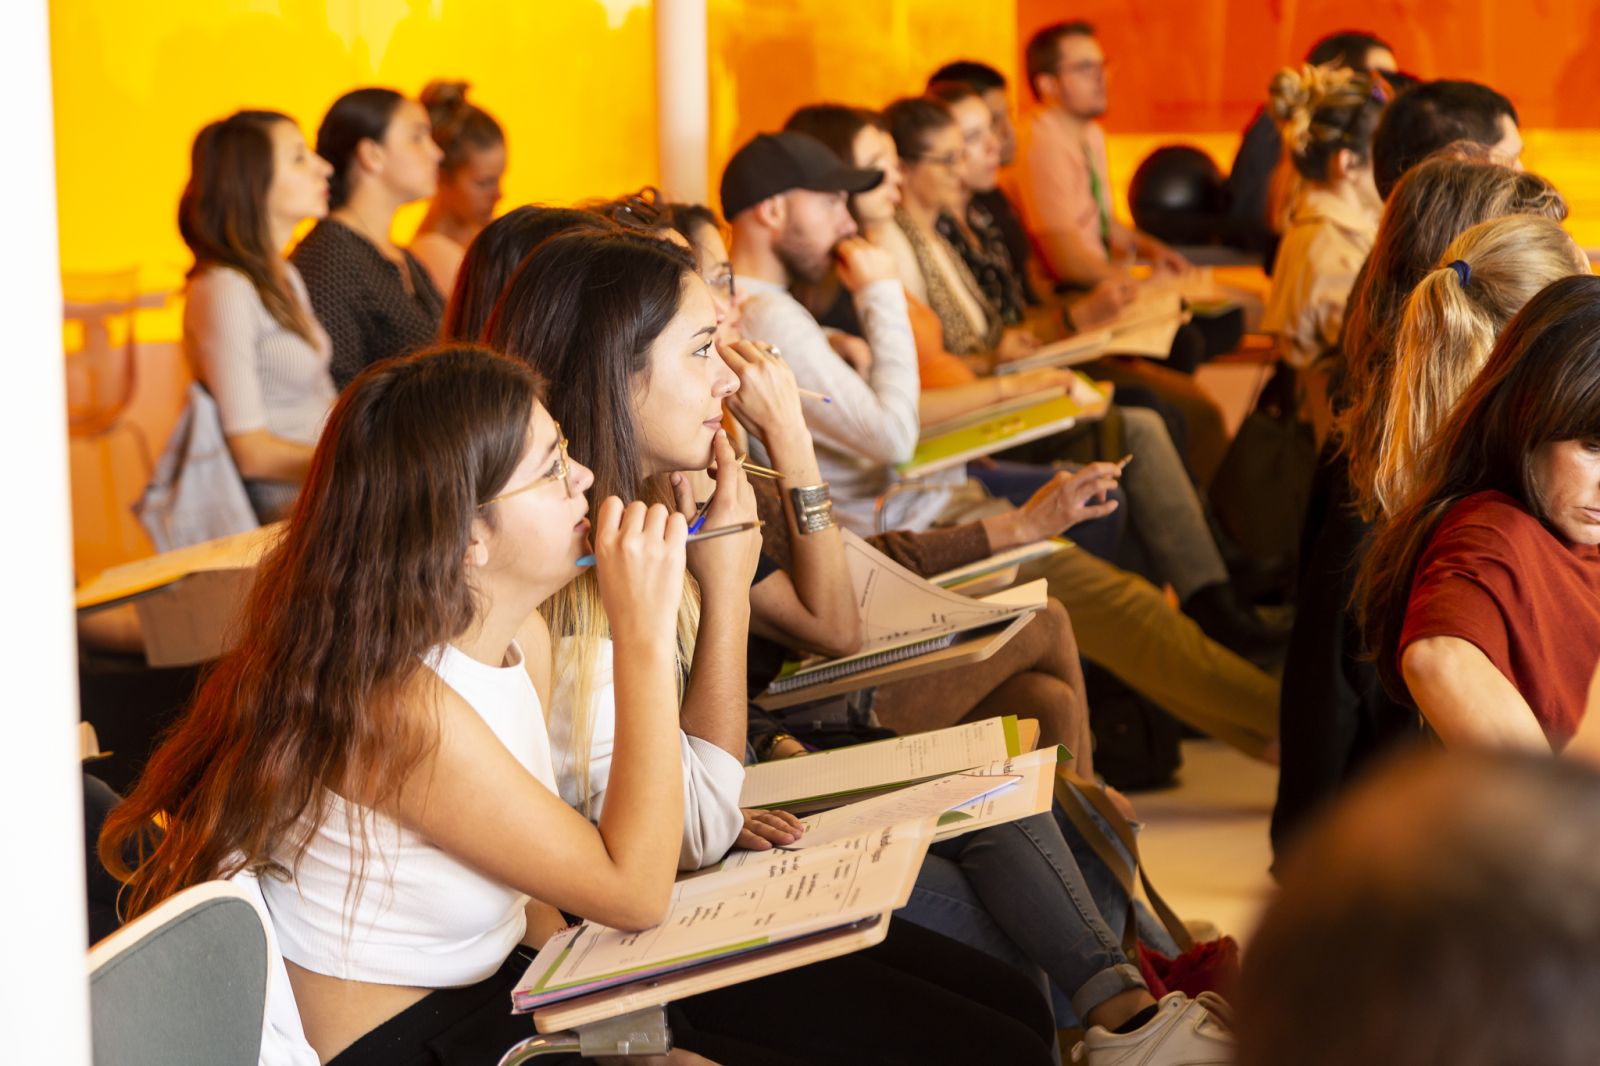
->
<box><xmin>1082</xmin><ymin>661</ymin><xmax>1183</xmax><ymax>791</ymax></box>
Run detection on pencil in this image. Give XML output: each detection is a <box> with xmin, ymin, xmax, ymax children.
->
<box><xmin>576</xmin><ymin>521</ymin><xmax>763</xmax><ymax>568</ymax></box>
<box><xmin>740</xmin><ymin>458</ymin><xmax>786</xmax><ymax>480</ymax></box>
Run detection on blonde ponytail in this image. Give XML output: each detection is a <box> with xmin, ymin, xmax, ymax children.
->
<box><xmin>1376</xmin><ymin>215</ymin><xmax>1590</xmax><ymax>515</ymax></box>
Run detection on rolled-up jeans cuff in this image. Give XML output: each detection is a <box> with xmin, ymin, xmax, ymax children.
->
<box><xmin>1070</xmin><ymin>962</ymin><xmax>1148</xmax><ymax>1021</ymax></box>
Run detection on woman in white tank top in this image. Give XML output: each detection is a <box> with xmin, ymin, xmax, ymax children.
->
<box><xmin>99</xmin><ymin>346</ymin><xmax>696</xmax><ymax>1064</ymax></box>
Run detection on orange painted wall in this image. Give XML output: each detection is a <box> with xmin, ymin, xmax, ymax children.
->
<box><xmin>1014</xmin><ymin>0</ymin><xmax>1600</xmax><ymax>130</ymax></box>
<box><xmin>707</xmin><ymin>0</ymin><xmax>1018</xmax><ymax>202</ymax></box>
<box><xmin>1014</xmin><ymin>0</ymin><xmax>1600</xmax><ymax>246</ymax></box>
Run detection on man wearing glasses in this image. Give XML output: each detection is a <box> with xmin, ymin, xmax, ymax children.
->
<box><xmin>1015</xmin><ymin>21</ymin><xmax>1191</xmax><ymax>289</ymax></box>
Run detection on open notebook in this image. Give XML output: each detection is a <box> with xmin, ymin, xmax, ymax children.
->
<box><xmin>762</xmin><ymin>531</ymin><xmax>1047</xmax><ymax>696</ymax></box>
<box><xmin>512</xmin><ymin>818</ymin><xmax>933</xmax><ymax>1011</ymax></box>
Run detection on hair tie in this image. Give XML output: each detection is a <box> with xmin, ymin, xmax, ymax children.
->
<box><xmin>1449</xmin><ymin>259</ymin><xmax>1472</xmax><ymax>286</ymax></box>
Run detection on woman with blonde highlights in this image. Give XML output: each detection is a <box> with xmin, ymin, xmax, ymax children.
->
<box><xmin>485</xmin><ymin>225</ymin><xmax>1062</xmax><ymax>1066</ymax></box>
<box><xmin>1273</xmin><ymin>157</ymin><xmax>1568</xmax><ymax>861</ymax></box>
<box><xmin>1376</xmin><ymin>215</ymin><xmax>1590</xmax><ymax>515</ymax></box>
<box><xmin>1261</xmin><ymin>63</ymin><xmax>1386</xmax><ymax>371</ymax></box>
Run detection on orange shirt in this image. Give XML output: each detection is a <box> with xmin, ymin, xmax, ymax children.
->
<box><xmin>906</xmin><ymin>289</ymin><xmax>978</xmax><ymax>388</ymax></box>
<box><xmin>1014</xmin><ymin>107</ymin><xmax>1112</xmax><ymax>282</ymax></box>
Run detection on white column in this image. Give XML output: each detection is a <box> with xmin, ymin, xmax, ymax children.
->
<box><xmin>1</xmin><ymin>2</ymin><xmax>90</xmax><ymax>1063</ymax></box>
<box><xmin>655</xmin><ymin>0</ymin><xmax>710</xmax><ymax>205</ymax></box>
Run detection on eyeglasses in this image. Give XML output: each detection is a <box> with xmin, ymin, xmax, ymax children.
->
<box><xmin>1057</xmin><ymin>59</ymin><xmax>1108</xmax><ymax>80</ymax></box>
<box><xmin>483</xmin><ymin>423</ymin><xmax>573</xmax><ymax>505</ymax></box>
<box><xmin>705</xmin><ymin>268</ymin><xmax>736</xmax><ymax>303</ymax></box>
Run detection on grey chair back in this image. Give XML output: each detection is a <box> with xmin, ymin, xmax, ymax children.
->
<box><xmin>88</xmin><ymin>881</ymin><xmax>268</xmax><ymax>1066</ymax></box>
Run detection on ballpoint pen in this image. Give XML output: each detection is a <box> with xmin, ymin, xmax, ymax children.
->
<box><xmin>576</xmin><ymin>520</ymin><xmax>764</xmax><ymax>568</ymax></box>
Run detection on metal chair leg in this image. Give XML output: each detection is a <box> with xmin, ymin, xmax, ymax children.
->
<box><xmin>497</xmin><ymin>1006</ymin><xmax>673</xmax><ymax>1064</ymax></box>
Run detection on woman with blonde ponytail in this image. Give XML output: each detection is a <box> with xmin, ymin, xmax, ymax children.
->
<box><xmin>1376</xmin><ymin>215</ymin><xmax>1590</xmax><ymax>515</ymax></box>
<box><xmin>1261</xmin><ymin>63</ymin><xmax>1388</xmax><ymax>372</ymax></box>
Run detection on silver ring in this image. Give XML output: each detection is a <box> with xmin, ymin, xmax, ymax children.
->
<box><xmin>762</xmin><ymin>342</ymin><xmax>782</xmax><ymax>358</ymax></box>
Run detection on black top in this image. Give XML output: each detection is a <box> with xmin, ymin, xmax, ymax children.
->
<box><xmin>290</xmin><ymin>219</ymin><xmax>445</xmax><ymax>388</ymax></box>
<box><xmin>939</xmin><ymin>202</ymin><xmax>1029</xmax><ymax>328</ymax></box>
<box><xmin>1224</xmin><ymin>109</ymin><xmax>1281</xmax><ymax>257</ymax></box>
<box><xmin>970</xmin><ymin>189</ymin><xmax>1040</xmax><ymax>307</ymax></box>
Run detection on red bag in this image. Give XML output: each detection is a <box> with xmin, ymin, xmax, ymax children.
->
<box><xmin>1136</xmin><ymin>936</ymin><xmax>1240</xmax><ymax>999</ymax></box>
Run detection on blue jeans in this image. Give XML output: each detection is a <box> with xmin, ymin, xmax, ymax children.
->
<box><xmin>967</xmin><ymin>460</ymin><xmax>1126</xmax><ymax>562</ymax></box>
<box><xmin>898</xmin><ymin>811</ymin><xmax>1147</xmax><ymax>1028</ymax></box>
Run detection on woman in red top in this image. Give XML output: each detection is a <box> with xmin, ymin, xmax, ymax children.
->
<box><xmin>1359</xmin><ymin>274</ymin><xmax>1600</xmax><ymax>750</ymax></box>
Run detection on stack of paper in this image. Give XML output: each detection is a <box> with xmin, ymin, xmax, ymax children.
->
<box><xmin>897</xmin><ymin>394</ymin><xmax>1082</xmax><ymax>477</ymax></box>
<box><xmin>740</xmin><ymin>715</ymin><xmax>1023</xmax><ymax>811</ymax></box>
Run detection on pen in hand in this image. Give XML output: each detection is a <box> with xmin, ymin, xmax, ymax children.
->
<box><xmin>576</xmin><ymin>520</ymin><xmax>763</xmax><ymax>568</ymax></box>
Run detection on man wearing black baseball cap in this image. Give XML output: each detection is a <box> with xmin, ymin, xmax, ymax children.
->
<box><xmin>725</xmin><ymin>132</ymin><xmax>1281</xmax><ymax>766</ymax></box>
<box><xmin>724</xmin><ymin>128</ymin><xmax>931</xmax><ymax>531</ymax></box>
<box><xmin>721</xmin><ymin>130</ymin><xmax>884</xmax><ymax>225</ymax></box>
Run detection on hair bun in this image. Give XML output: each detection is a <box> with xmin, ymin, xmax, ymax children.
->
<box><xmin>420</xmin><ymin>80</ymin><xmax>471</xmax><ymax>120</ymax></box>
<box><xmin>1269</xmin><ymin>63</ymin><xmax>1360</xmax><ymax>154</ymax></box>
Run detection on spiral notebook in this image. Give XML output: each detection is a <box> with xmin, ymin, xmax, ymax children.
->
<box><xmin>765</xmin><ymin>630</ymin><xmax>963</xmax><ymax>694</ymax></box>
<box><xmin>763</xmin><ymin>530</ymin><xmax>1047</xmax><ymax>697</ymax></box>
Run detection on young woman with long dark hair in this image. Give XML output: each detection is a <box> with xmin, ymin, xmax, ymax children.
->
<box><xmin>292</xmin><ymin>88</ymin><xmax>446</xmax><ymax>387</ymax></box>
<box><xmin>1359</xmin><ymin>275</ymin><xmax>1600</xmax><ymax>751</ymax></box>
<box><xmin>178</xmin><ymin>109</ymin><xmax>336</xmax><ymax>520</ymax></box>
<box><xmin>1272</xmin><ymin>157</ymin><xmax>1569</xmax><ymax>859</ymax></box>
<box><xmin>100</xmin><ymin>346</ymin><xmax>694</xmax><ymax>1064</ymax></box>
<box><xmin>484</xmin><ymin>226</ymin><xmax>1233</xmax><ymax>1064</ymax></box>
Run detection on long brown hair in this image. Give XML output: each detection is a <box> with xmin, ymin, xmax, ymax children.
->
<box><xmin>100</xmin><ymin>345</ymin><xmax>545</xmax><ymax>919</ymax></box>
<box><xmin>1335</xmin><ymin>157</ymin><xmax>1566</xmax><ymax>520</ymax></box>
<box><xmin>1356</xmin><ymin>275</ymin><xmax>1600</xmax><ymax>706</ymax></box>
<box><xmin>486</xmin><ymin>229</ymin><xmax>701</xmax><ymax>810</ymax></box>
<box><xmin>178</xmin><ymin>110</ymin><xmax>317</xmax><ymax>341</ymax></box>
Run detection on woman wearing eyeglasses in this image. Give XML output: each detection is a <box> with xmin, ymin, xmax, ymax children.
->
<box><xmin>99</xmin><ymin>346</ymin><xmax>698</xmax><ymax>1064</ymax></box>
<box><xmin>880</xmin><ymin>96</ymin><xmax>1042</xmax><ymax>367</ymax></box>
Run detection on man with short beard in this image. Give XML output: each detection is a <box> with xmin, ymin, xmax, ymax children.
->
<box><xmin>724</xmin><ymin>129</ymin><xmax>1282</xmax><ymax>765</ymax></box>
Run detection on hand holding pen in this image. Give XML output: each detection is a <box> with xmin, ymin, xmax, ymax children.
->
<box><xmin>668</xmin><ymin>428</ymin><xmax>762</xmax><ymax>595</ymax></box>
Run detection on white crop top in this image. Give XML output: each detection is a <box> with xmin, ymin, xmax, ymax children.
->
<box><xmin>260</xmin><ymin>642</ymin><xmax>556</xmax><ymax>987</ymax></box>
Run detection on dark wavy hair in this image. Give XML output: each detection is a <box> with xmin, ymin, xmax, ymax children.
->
<box><xmin>1357</xmin><ymin>275</ymin><xmax>1600</xmax><ymax>706</ymax></box>
<box><xmin>100</xmin><ymin>345</ymin><xmax>546</xmax><ymax>919</ymax></box>
<box><xmin>441</xmin><ymin>205</ymin><xmax>612</xmax><ymax>343</ymax></box>
<box><xmin>178</xmin><ymin>110</ymin><xmax>316</xmax><ymax>341</ymax></box>
<box><xmin>485</xmin><ymin>228</ymin><xmax>695</xmax><ymax>507</ymax></box>
<box><xmin>316</xmin><ymin>87</ymin><xmax>406</xmax><ymax>210</ymax></box>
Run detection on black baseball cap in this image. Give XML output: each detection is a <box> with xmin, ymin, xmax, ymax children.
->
<box><xmin>720</xmin><ymin>131</ymin><xmax>884</xmax><ymax>221</ymax></box>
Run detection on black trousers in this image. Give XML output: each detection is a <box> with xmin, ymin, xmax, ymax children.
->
<box><xmin>328</xmin><ymin>918</ymin><xmax>1056</xmax><ymax>1066</ymax></box>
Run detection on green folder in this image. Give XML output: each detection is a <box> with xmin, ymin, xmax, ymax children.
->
<box><xmin>897</xmin><ymin>394</ymin><xmax>1082</xmax><ymax>478</ymax></box>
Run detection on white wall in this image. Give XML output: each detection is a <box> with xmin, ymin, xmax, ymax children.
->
<box><xmin>1</xmin><ymin>1</ymin><xmax>91</xmax><ymax>1061</ymax></box>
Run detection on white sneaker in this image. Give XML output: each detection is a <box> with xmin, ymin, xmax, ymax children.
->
<box><xmin>1070</xmin><ymin>991</ymin><xmax>1234</xmax><ymax>1065</ymax></box>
